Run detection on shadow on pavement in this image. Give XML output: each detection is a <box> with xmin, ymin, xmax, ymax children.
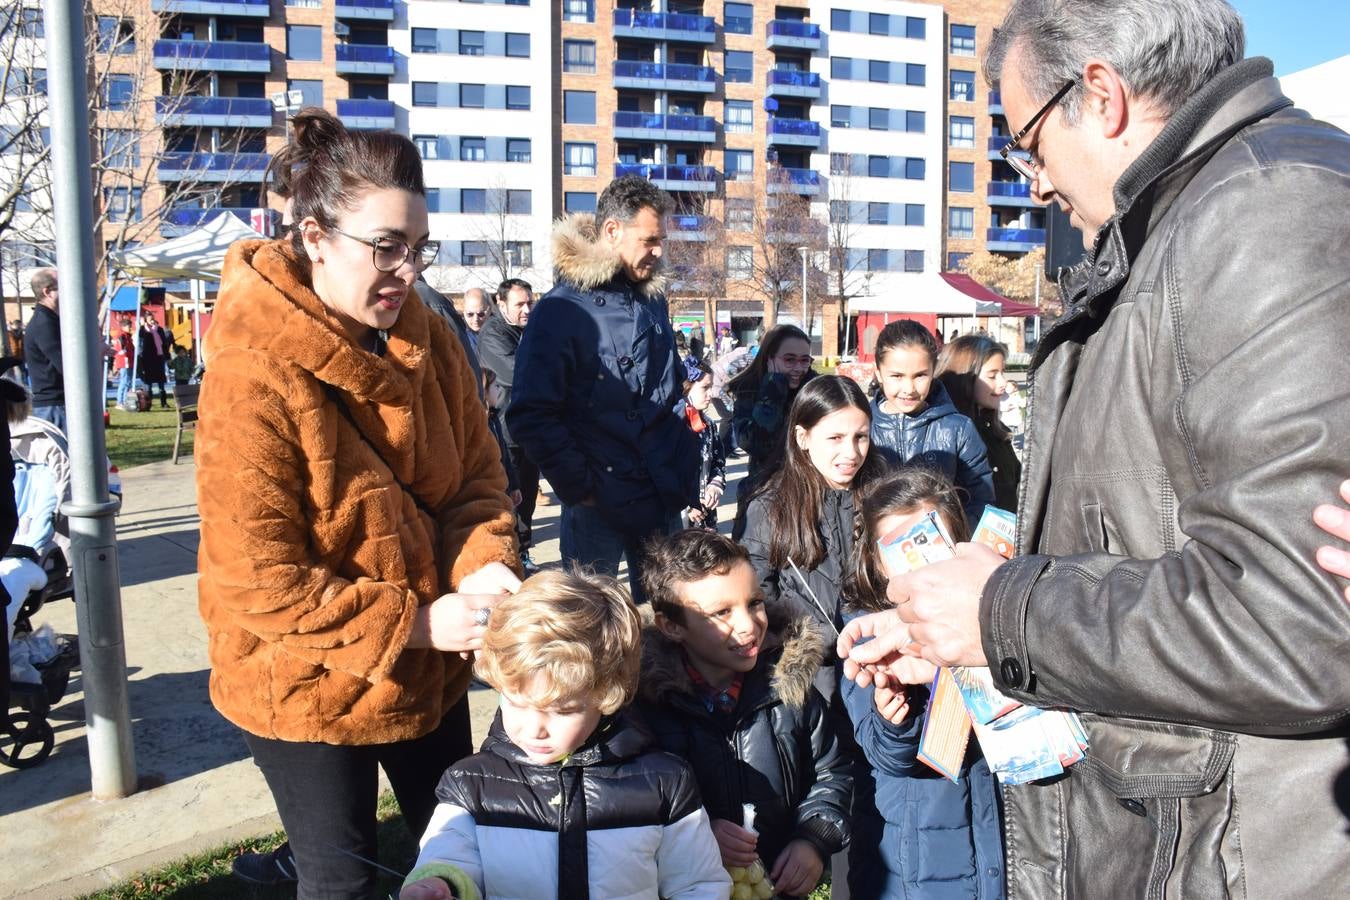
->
<box><xmin>114</xmin><ymin>529</ymin><xmax>202</xmax><ymax>586</ymax></box>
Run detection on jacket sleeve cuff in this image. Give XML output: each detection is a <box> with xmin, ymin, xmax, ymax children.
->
<box><xmin>404</xmin><ymin>862</ymin><xmax>481</xmax><ymax>900</ymax></box>
<box><xmin>979</xmin><ymin>554</ymin><xmax>1053</xmax><ymax>700</ymax></box>
<box><xmin>794</xmin><ymin>815</ymin><xmax>846</xmax><ymax>857</ymax></box>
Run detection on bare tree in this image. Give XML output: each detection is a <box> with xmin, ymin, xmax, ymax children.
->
<box><xmin>473</xmin><ymin>179</ymin><xmax>532</xmax><ymax>287</ymax></box>
<box><xmin>662</xmin><ymin>196</ymin><xmax>728</xmax><ymax>336</ymax></box>
<box><xmin>824</xmin><ymin>153</ymin><xmax>872</xmax><ymax>353</ymax></box>
<box><xmin>741</xmin><ymin>167</ymin><xmax>826</xmax><ymax>329</ymax></box>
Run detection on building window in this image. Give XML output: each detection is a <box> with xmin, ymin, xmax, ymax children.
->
<box><xmin>725</xmin><ymin>149</ymin><xmax>752</xmax><ymax>181</ymax></box>
<box><xmin>906</xmin><ymin>110</ymin><xmax>925</xmax><ymax>133</ymax></box>
<box><xmin>726</xmin><ymin>198</ymin><xmax>752</xmax><ymax>231</ymax></box>
<box><xmin>725</xmin><ymin>2</ymin><xmax>752</xmax><ymax>34</ymax></box>
<box><xmin>904</xmin><ymin>204</ymin><xmax>924</xmax><ymax>227</ymax></box>
<box><xmin>563</xmin><ymin>40</ymin><xmax>595</xmax><ymax>74</ymax></box>
<box><xmin>506</xmin><ymin>189</ymin><xmax>531</xmax><ymax>214</ymax></box>
<box><xmin>725</xmin><ymin>50</ymin><xmax>753</xmax><ymax>83</ymax></box>
<box><xmin>904</xmin><ymin>249</ymin><xmax>924</xmax><ymax>272</ymax></box>
<box><xmin>348</xmin><ymin>80</ymin><xmax>387</xmax><ymax>100</ymax></box>
<box><xmin>906</xmin><ymin>63</ymin><xmax>926</xmax><ymax>86</ymax></box>
<box><xmin>460</xmin><ymin>137</ymin><xmax>486</xmax><ymax>161</ymax></box>
<box><xmin>950</xmin><ymin>161</ymin><xmax>975</xmax><ymax>192</ymax></box>
<box><xmin>869</xmin><ymin>13</ymin><xmax>887</xmax><ymax>36</ymax></box>
<box><xmin>462</xmin><ymin>241</ymin><xmax>488</xmax><ymax>266</ymax></box>
<box><xmin>286</xmin><ymin>25</ymin><xmax>322</xmax><ymax>61</ymax></box>
<box><xmin>727</xmin><ymin>246</ymin><xmax>752</xmax><ymax>280</ymax></box>
<box><xmin>947</xmin><ymin>251</ymin><xmax>970</xmax><ymax>271</ymax></box>
<box><xmin>565</xmin><ymin>191</ymin><xmax>596</xmax><ymax>213</ymax></box>
<box><xmin>831</xmin><ymin>105</ymin><xmax>850</xmax><ymax>128</ymax></box>
<box><xmin>563</xmin><ymin>0</ymin><xmax>594</xmax><ymax>23</ymax></box>
<box><xmin>906</xmin><ymin>16</ymin><xmax>926</xmax><ymax>40</ymax></box>
<box><xmin>867</xmin><ymin>249</ymin><xmax>888</xmax><ymax>272</ymax></box>
<box><xmin>506</xmin><ymin>138</ymin><xmax>531</xmax><ymax>162</ymax></box>
<box><xmin>459</xmin><ymin>31</ymin><xmax>485</xmax><ymax>56</ymax></box>
<box><xmin>461</xmin><ymin>189</ymin><xmax>487</xmax><ymax>213</ymax></box>
<box><xmin>19</xmin><ymin>7</ymin><xmax>43</xmax><ymax>38</ymax></box>
<box><xmin>869</xmin><ymin>108</ymin><xmax>888</xmax><ymax>131</ymax></box>
<box><xmin>102</xmin><ymin>129</ymin><xmax>139</xmax><ymax>168</ymax></box>
<box><xmin>411</xmin><ymin>28</ymin><xmax>437</xmax><ymax>54</ymax></box>
<box><xmin>869</xmin><ymin>60</ymin><xmax>889</xmax><ymax>83</ymax></box>
<box><xmin>867</xmin><ymin>202</ymin><xmax>887</xmax><ymax>226</ymax></box>
<box><xmin>949</xmin><ymin>116</ymin><xmax>975</xmax><ymax>148</ymax></box>
<box><xmin>505</xmin><ymin>33</ymin><xmax>530</xmax><ymax>57</ymax></box>
<box><xmin>948</xmin><ymin>207</ymin><xmax>974</xmax><ymax>238</ymax></box>
<box><xmin>96</xmin><ymin>17</ymin><xmax>135</xmax><ymax>55</ymax></box>
<box><xmin>412</xmin><ymin>82</ymin><xmax>437</xmax><ymax>107</ymax></box>
<box><xmin>425</xmin><ymin>188</ymin><xmax>443</xmax><ymax>213</ymax></box>
<box><xmin>867</xmin><ymin>155</ymin><xmax>887</xmax><ymax>178</ymax></box>
<box><xmin>507</xmin><ymin>241</ymin><xmax>532</xmax><ymax>267</ymax></box>
<box><xmin>506</xmin><ymin>85</ymin><xmax>530</xmax><ymax>110</ymax></box>
<box><xmin>905</xmin><ymin>158</ymin><xmax>925</xmax><ymax>180</ymax></box>
<box><xmin>725</xmin><ymin>100</ymin><xmax>752</xmax><ymax>133</ymax></box>
<box><xmin>413</xmin><ymin>135</ymin><xmax>439</xmax><ymax>159</ymax></box>
<box><xmin>564</xmin><ymin>90</ymin><xmax>596</xmax><ymax>124</ymax></box>
<box><xmin>950</xmin><ymin>70</ymin><xmax>975</xmax><ymax>103</ymax></box>
<box><xmin>950</xmin><ymin>24</ymin><xmax>976</xmax><ymax>56</ymax></box>
<box><xmin>830</xmin><ymin>57</ymin><xmax>851</xmax><ymax>80</ymax></box>
<box><xmin>289</xmin><ymin>78</ymin><xmax>323</xmax><ymax>108</ymax></box>
<box><xmin>460</xmin><ymin>83</ymin><xmax>485</xmax><ymax>108</ymax></box>
<box><xmin>564</xmin><ymin>142</ymin><xmax>596</xmax><ymax>175</ymax></box>
<box><xmin>103</xmin><ymin>73</ymin><xmax>135</xmax><ymax>110</ymax></box>
<box><xmin>830</xmin><ymin>9</ymin><xmax>851</xmax><ymax>31</ymax></box>
<box><xmin>104</xmin><ymin>187</ymin><xmax>142</xmax><ymax>224</ymax></box>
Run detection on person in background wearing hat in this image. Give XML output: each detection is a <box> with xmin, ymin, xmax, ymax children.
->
<box><xmin>677</xmin><ymin>355</ymin><xmax>725</xmax><ymax>530</ymax></box>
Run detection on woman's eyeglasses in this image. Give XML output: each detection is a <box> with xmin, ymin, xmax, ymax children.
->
<box><xmin>330</xmin><ymin>228</ymin><xmax>440</xmax><ymax>273</ymax></box>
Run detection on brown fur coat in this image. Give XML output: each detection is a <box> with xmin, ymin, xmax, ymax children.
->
<box><xmin>197</xmin><ymin>240</ymin><xmax>517</xmax><ymax>744</ymax></box>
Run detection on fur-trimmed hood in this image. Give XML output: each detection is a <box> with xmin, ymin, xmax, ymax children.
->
<box><xmin>639</xmin><ymin>606</ymin><xmax>826</xmax><ymax>711</ymax></box>
<box><xmin>551</xmin><ymin>213</ymin><xmax>668</xmax><ymax>299</ymax></box>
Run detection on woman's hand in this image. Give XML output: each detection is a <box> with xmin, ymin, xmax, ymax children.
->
<box><xmin>458</xmin><ymin>561</ymin><xmax>521</xmax><ymax>596</ymax></box>
<box><xmin>701</xmin><ymin>484</ymin><xmax>724</xmax><ymax>510</ymax></box>
<box><xmin>407</xmin><ymin>593</ymin><xmax>502</xmax><ymax>653</ymax></box>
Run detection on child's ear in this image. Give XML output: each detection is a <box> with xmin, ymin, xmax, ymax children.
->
<box><xmin>654</xmin><ymin>611</ymin><xmax>685</xmax><ymax>643</ymax></box>
<box><xmin>794</xmin><ymin>424</ymin><xmax>808</xmax><ymax>450</ymax></box>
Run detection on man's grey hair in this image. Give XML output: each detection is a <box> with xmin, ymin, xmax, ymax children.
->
<box><xmin>985</xmin><ymin>0</ymin><xmax>1245</xmax><ymax>122</ymax></box>
<box><xmin>595</xmin><ymin>175</ymin><xmax>672</xmax><ymax>227</ymax></box>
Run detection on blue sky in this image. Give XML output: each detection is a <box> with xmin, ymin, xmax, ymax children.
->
<box><xmin>1230</xmin><ymin>0</ymin><xmax>1350</xmax><ymax>75</ymax></box>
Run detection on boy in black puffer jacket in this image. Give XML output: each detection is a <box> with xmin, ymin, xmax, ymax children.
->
<box><xmin>638</xmin><ymin>530</ymin><xmax>852</xmax><ymax>899</ymax></box>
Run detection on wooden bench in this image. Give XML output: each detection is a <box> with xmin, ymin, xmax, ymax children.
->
<box><xmin>172</xmin><ymin>383</ymin><xmax>199</xmax><ymax>464</ymax></box>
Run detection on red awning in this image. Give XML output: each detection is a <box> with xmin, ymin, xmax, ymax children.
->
<box><xmin>939</xmin><ymin>273</ymin><xmax>1041</xmax><ymax>317</ymax></box>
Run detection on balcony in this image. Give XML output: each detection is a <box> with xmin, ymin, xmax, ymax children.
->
<box><xmin>152</xmin><ymin>40</ymin><xmax>271</xmax><ymax>74</ymax></box>
<box><xmin>988</xmin><ymin>135</ymin><xmax>1029</xmax><ymax>160</ymax></box>
<box><xmin>766</xmin><ymin>68</ymin><xmax>821</xmax><ymax>99</ymax></box>
<box><xmin>613</xmin><ymin>61</ymin><xmax>717</xmax><ymax>94</ymax></box>
<box><xmin>155</xmin><ymin>95</ymin><xmax>273</xmax><ymax>128</ymax></box>
<box><xmin>766</xmin><ymin>20</ymin><xmax>821</xmax><ymax>51</ymax></box>
<box><xmin>615</xmin><ymin>163</ymin><xmax>718</xmax><ymax>192</ymax></box>
<box><xmin>335</xmin><ymin>0</ymin><xmax>395</xmax><ymax>21</ymax></box>
<box><xmin>613</xmin><ymin>111</ymin><xmax>716</xmax><ymax>143</ymax></box>
<box><xmin>150</xmin><ymin>0</ymin><xmax>268</xmax><ymax>17</ymax></box>
<box><xmin>767</xmin><ymin>117</ymin><xmax>821</xmax><ymax>148</ymax></box>
<box><xmin>160</xmin><ymin>207</ymin><xmax>253</xmax><ymax>238</ymax></box>
<box><xmin>987</xmin><ymin>182</ymin><xmax>1038</xmax><ymax>208</ymax></box>
<box><xmin>766</xmin><ymin>167</ymin><xmax>822</xmax><ymax>195</ymax></box>
<box><xmin>158</xmin><ymin>151</ymin><xmax>271</xmax><ymax>183</ymax></box>
<box><xmin>337</xmin><ymin>98</ymin><xmax>396</xmax><ymax>130</ymax></box>
<box><xmin>989</xmin><ymin>90</ymin><xmax>1003</xmax><ymax>115</ymax></box>
<box><xmin>612</xmin><ymin>9</ymin><xmax>715</xmax><ymax>43</ymax></box>
<box><xmin>336</xmin><ymin>44</ymin><xmax>396</xmax><ymax>76</ymax></box>
<box><xmin>986</xmin><ymin>227</ymin><xmax>1046</xmax><ymax>252</ymax></box>
<box><xmin>667</xmin><ymin>214</ymin><xmax>714</xmax><ymax>241</ymax></box>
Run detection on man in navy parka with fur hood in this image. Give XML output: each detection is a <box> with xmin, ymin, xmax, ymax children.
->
<box><xmin>508</xmin><ymin>176</ymin><xmax>697</xmax><ymax>602</ymax></box>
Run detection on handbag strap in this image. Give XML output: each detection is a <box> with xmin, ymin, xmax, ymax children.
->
<box><xmin>321</xmin><ymin>383</ymin><xmax>438</xmax><ymax>520</ymax></box>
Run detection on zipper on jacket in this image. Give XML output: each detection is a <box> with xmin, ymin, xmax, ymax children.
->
<box><xmin>556</xmin><ymin>766</ymin><xmax>590</xmax><ymax>900</ymax></box>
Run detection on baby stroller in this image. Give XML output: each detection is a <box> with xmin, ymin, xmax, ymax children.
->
<box><xmin>2</xmin><ymin>416</ymin><xmax>121</xmax><ymax>768</ymax></box>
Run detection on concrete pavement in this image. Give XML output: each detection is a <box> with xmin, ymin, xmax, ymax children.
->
<box><xmin>0</xmin><ymin>448</ymin><xmax>747</xmax><ymax>898</ymax></box>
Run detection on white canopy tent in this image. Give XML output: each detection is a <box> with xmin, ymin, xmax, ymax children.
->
<box><xmin>845</xmin><ymin>272</ymin><xmax>1004</xmax><ymax>317</ymax></box>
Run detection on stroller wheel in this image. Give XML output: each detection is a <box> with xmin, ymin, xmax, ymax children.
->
<box><xmin>0</xmin><ymin>711</ymin><xmax>55</xmax><ymax>769</ymax></box>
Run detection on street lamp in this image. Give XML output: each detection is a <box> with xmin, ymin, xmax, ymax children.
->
<box><xmin>798</xmin><ymin>245</ymin><xmax>810</xmax><ymax>338</ymax></box>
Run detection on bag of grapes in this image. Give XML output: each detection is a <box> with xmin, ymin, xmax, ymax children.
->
<box><xmin>727</xmin><ymin>804</ymin><xmax>776</xmax><ymax>900</ymax></box>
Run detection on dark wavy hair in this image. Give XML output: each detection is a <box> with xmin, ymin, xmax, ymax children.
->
<box><xmin>937</xmin><ymin>334</ymin><xmax>1011</xmax><ymax>440</ymax></box>
<box><xmin>642</xmin><ymin>529</ymin><xmax>753</xmax><ymax>626</ymax></box>
<box><xmin>846</xmin><ymin>468</ymin><xmax>971</xmax><ymax>613</ymax></box>
<box><xmin>265</xmin><ymin>107</ymin><xmax>425</xmax><ymax>266</ymax></box>
<box><xmin>727</xmin><ymin>324</ymin><xmax>811</xmax><ymax>395</ymax></box>
<box><xmin>760</xmin><ymin>375</ymin><xmax>885</xmax><ymax>571</ymax></box>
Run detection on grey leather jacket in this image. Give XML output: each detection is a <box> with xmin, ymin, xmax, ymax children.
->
<box><xmin>979</xmin><ymin>59</ymin><xmax>1350</xmax><ymax>898</ymax></box>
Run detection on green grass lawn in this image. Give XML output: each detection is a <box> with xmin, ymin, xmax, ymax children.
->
<box><xmin>104</xmin><ymin>403</ymin><xmax>191</xmax><ymax>470</ymax></box>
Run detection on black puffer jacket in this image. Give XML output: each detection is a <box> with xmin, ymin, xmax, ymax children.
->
<box><xmin>476</xmin><ymin>312</ymin><xmax>523</xmax><ymax>445</ymax></box>
<box><xmin>636</xmin><ymin>613</ymin><xmax>852</xmax><ymax>869</ymax></box>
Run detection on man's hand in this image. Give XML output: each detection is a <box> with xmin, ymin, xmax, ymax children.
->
<box><xmin>769</xmin><ymin>839</ymin><xmax>824</xmax><ymax>897</ymax></box>
<box><xmin>1314</xmin><ymin>479</ymin><xmax>1350</xmax><ymax>601</ymax></box>
<box><xmin>709</xmin><ymin>818</ymin><xmax>759</xmax><ymax>868</ymax></box>
<box><xmin>400</xmin><ymin>877</ymin><xmax>455</xmax><ymax>899</ymax></box>
<box><xmin>836</xmin><ymin>610</ymin><xmax>933</xmax><ymax>687</ymax></box>
<box><xmin>701</xmin><ymin>483</ymin><xmax>724</xmax><ymax>510</ymax></box>
<box><xmin>458</xmin><ymin>561</ymin><xmax>521</xmax><ymax>596</ymax></box>
<box><xmin>889</xmin><ymin>542</ymin><xmax>1007</xmax><ymax>667</ymax></box>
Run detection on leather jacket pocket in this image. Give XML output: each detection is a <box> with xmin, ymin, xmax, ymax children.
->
<box><xmin>1064</xmin><ymin>715</ymin><xmax>1237</xmax><ymax>900</ymax></box>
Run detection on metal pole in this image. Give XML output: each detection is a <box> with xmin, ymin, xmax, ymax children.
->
<box><xmin>44</xmin><ymin>0</ymin><xmax>137</xmax><ymax>799</ymax></box>
<box><xmin>798</xmin><ymin>246</ymin><xmax>809</xmax><ymax>337</ymax></box>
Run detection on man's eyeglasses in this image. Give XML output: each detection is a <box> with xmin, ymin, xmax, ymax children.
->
<box><xmin>464</xmin><ymin>310</ymin><xmax>489</xmax><ymax>318</ymax></box>
<box><xmin>1000</xmin><ymin>79</ymin><xmax>1077</xmax><ymax>181</ymax></box>
<box><xmin>330</xmin><ymin>228</ymin><xmax>440</xmax><ymax>273</ymax></box>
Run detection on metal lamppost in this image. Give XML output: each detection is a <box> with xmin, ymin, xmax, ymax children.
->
<box><xmin>798</xmin><ymin>246</ymin><xmax>810</xmax><ymax>337</ymax></box>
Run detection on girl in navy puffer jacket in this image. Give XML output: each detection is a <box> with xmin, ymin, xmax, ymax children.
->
<box><xmin>841</xmin><ymin>469</ymin><xmax>1005</xmax><ymax>899</ymax></box>
<box><xmin>868</xmin><ymin>321</ymin><xmax>993</xmax><ymax>524</ymax></box>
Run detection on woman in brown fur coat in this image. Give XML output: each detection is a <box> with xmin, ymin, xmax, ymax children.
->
<box><xmin>196</xmin><ymin>109</ymin><xmax>518</xmax><ymax>898</ymax></box>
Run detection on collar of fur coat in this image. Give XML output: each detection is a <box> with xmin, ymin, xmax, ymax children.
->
<box><xmin>551</xmin><ymin>213</ymin><xmax>668</xmax><ymax>299</ymax></box>
<box><xmin>639</xmin><ymin>607</ymin><xmax>826</xmax><ymax>711</ymax></box>
<box><xmin>213</xmin><ymin>238</ymin><xmax>435</xmax><ymax>407</ymax></box>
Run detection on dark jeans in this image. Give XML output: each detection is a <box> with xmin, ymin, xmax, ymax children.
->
<box><xmin>507</xmin><ymin>444</ymin><xmax>540</xmax><ymax>551</ymax></box>
<box><xmin>244</xmin><ymin>695</ymin><xmax>472</xmax><ymax>900</ymax></box>
<box><xmin>144</xmin><ymin>379</ymin><xmax>169</xmax><ymax>407</ymax></box>
<box><xmin>560</xmin><ymin>503</ymin><xmax>679</xmax><ymax>604</ymax></box>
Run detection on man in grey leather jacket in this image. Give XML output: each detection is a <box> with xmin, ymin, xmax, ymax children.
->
<box><xmin>840</xmin><ymin>1</ymin><xmax>1350</xmax><ymax>897</ymax></box>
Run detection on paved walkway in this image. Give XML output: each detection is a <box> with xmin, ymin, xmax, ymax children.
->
<box><xmin>0</xmin><ymin>449</ymin><xmax>747</xmax><ymax>898</ymax></box>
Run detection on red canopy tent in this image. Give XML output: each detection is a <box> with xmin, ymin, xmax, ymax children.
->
<box><xmin>939</xmin><ymin>273</ymin><xmax>1041</xmax><ymax>317</ymax></box>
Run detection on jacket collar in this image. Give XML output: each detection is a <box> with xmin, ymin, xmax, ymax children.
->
<box><xmin>551</xmin><ymin>213</ymin><xmax>668</xmax><ymax>299</ymax></box>
<box><xmin>638</xmin><ymin>609</ymin><xmax>825</xmax><ymax>714</ymax></box>
<box><xmin>483</xmin><ymin>709</ymin><xmax>652</xmax><ymax>768</ymax></box>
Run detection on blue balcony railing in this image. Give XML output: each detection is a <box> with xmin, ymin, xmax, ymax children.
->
<box><xmin>151</xmin><ymin>0</ymin><xmax>268</xmax><ymax>16</ymax></box>
<box><xmin>336</xmin><ymin>44</ymin><xmax>395</xmax><ymax>65</ymax></box>
<box><xmin>667</xmin><ymin>214</ymin><xmax>713</xmax><ymax>234</ymax></box>
<box><xmin>614</xmin><ymin>111</ymin><xmax>716</xmax><ymax>133</ymax></box>
<box><xmin>155</xmin><ymin>95</ymin><xmax>273</xmax><ymax>120</ymax></box>
<box><xmin>766</xmin><ymin>69</ymin><xmax>821</xmax><ymax>89</ymax></box>
<box><xmin>163</xmin><ymin>207</ymin><xmax>252</xmax><ymax>228</ymax></box>
<box><xmin>987</xmin><ymin>227</ymin><xmax>1046</xmax><ymax>244</ymax></box>
<box><xmin>158</xmin><ymin>151</ymin><xmax>271</xmax><ymax>178</ymax></box>
<box><xmin>335</xmin><ymin>0</ymin><xmax>394</xmax><ymax>11</ymax></box>
<box><xmin>616</xmin><ymin>163</ymin><xmax>718</xmax><ymax>184</ymax></box>
<box><xmin>613</xmin><ymin>61</ymin><xmax>718</xmax><ymax>87</ymax></box>
<box><xmin>767</xmin><ymin>167</ymin><xmax>822</xmax><ymax>192</ymax></box>
<box><xmin>987</xmin><ymin>182</ymin><xmax>1032</xmax><ymax>199</ymax></box>
<box><xmin>337</xmin><ymin>98</ymin><xmax>396</xmax><ymax>119</ymax></box>
<box><xmin>153</xmin><ymin>39</ymin><xmax>271</xmax><ymax>69</ymax></box>
<box><xmin>989</xmin><ymin>90</ymin><xmax>1002</xmax><ymax>109</ymax></box>
<box><xmin>612</xmin><ymin>9</ymin><xmax>715</xmax><ymax>40</ymax></box>
<box><xmin>768</xmin><ymin>118</ymin><xmax>821</xmax><ymax>138</ymax></box>
<box><xmin>767</xmin><ymin>21</ymin><xmax>821</xmax><ymax>40</ymax></box>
